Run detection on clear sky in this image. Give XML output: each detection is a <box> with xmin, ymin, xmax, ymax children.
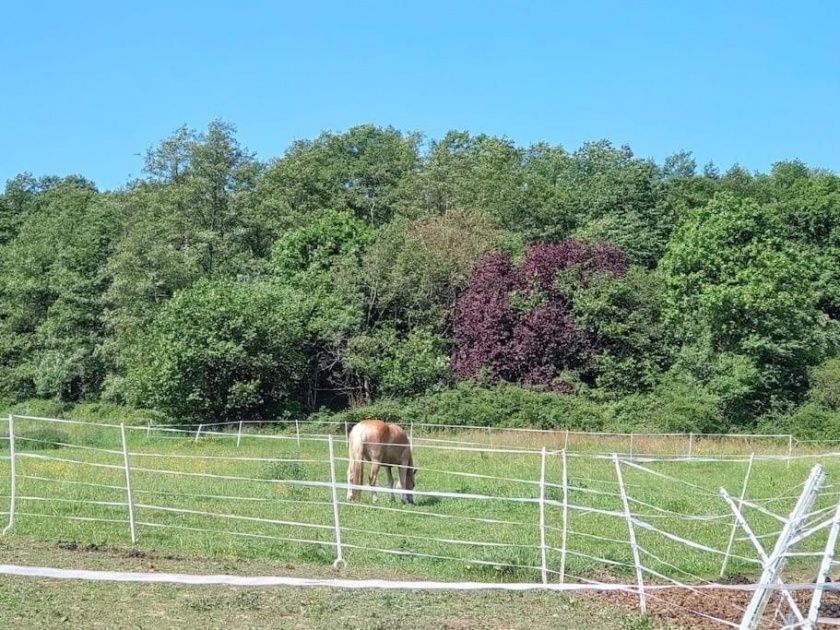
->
<box><xmin>2</xmin><ymin>1</ymin><xmax>838</xmax><ymax>190</ymax></box>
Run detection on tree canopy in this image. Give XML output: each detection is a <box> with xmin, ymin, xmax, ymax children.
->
<box><xmin>1</xmin><ymin>122</ymin><xmax>837</xmax><ymax>434</ymax></box>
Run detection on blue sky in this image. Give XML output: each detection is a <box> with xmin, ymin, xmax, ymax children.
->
<box><xmin>2</xmin><ymin>1</ymin><xmax>838</xmax><ymax>190</ymax></box>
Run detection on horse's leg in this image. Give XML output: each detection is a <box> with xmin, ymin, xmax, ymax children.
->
<box><xmin>385</xmin><ymin>467</ymin><xmax>395</xmax><ymax>502</ymax></box>
<box><xmin>347</xmin><ymin>460</ymin><xmax>363</xmax><ymax>501</ymax></box>
<box><xmin>368</xmin><ymin>461</ymin><xmax>381</xmax><ymax>503</ymax></box>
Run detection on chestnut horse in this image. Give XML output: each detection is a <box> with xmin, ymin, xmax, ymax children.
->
<box><xmin>346</xmin><ymin>419</ymin><xmax>416</xmax><ymax>504</ymax></box>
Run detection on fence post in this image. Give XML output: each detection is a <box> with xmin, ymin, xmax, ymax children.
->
<box><xmin>787</xmin><ymin>434</ymin><xmax>793</xmax><ymax>469</ymax></box>
<box><xmin>327</xmin><ymin>435</ymin><xmax>346</xmax><ymax>569</ymax></box>
<box><xmin>236</xmin><ymin>420</ymin><xmax>243</xmax><ymax>448</ymax></box>
<box><xmin>805</xmin><ymin>496</ymin><xmax>840</xmax><ymax>628</ymax></box>
<box><xmin>146</xmin><ymin>421</ymin><xmax>151</xmax><ymax>439</ymax></box>
<box><xmin>629</xmin><ymin>433</ymin><xmax>634</xmax><ymax>457</ymax></box>
<box><xmin>409</xmin><ymin>422</ymin><xmax>414</xmax><ymax>450</ymax></box>
<box><xmin>2</xmin><ymin>415</ymin><xmax>15</xmax><ymax>535</ymax></box>
<box><xmin>537</xmin><ymin>447</ymin><xmax>548</xmax><ymax>584</ymax></box>
<box><xmin>559</xmin><ymin>449</ymin><xmax>568</xmax><ymax>583</ymax></box>
<box><xmin>120</xmin><ymin>423</ymin><xmax>137</xmax><ymax>544</ymax></box>
<box><xmin>613</xmin><ymin>453</ymin><xmax>646</xmax><ymax>613</ymax></box>
<box><xmin>728</xmin><ymin>464</ymin><xmax>824</xmax><ymax>629</ymax></box>
<box><xmin>720</xmin><ymin>452</ymin><xmax>754</xmax><ymax>577</ymax></box>
<box><xmin>688</xmin><ymin>432</ymin><xmax>694</xmax><ymax>458</ymax></box>
<box><xmin>344</xmin><ymin>421</ymin><xmax>349</xmax><ymax>444</ymax></box>
<box><xmin>295</xmin><ymin>418</ymin><xmax>301</xmax><ymax>448</ymax></box>
<box><xmin>563</xmin><ymin>429</ymin><xmax>569</xmax><ymax>452</ymax></box>
<box><xmin>194</xmin><ymin>423</ymin><xmax>203</xmax><ymax>444</ymax></box>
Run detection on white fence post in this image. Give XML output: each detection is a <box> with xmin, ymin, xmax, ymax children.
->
<box><xmin>538</xmin><ymin>447</ymin><xmax>548</xmax><ymax>584</ymax></box>
<box><xmin>688</xmin><ymin>432</ymin><xmax>694</xmax><ymax>458</ymax></box>
<box><xmin>805</xmin><ymin>496</ymin><xmax>840</xmax><ymax>628</ymax></box>
<box><xmin>146</xmin><ymin>421</ymin><xmax>151</xmax><ymax>438</ymax></box>
<box><xmin>236</xmin><ymin>421</ymin><xmax>243</xmax><ymax>448</ymax></box>
<box><xmin>194</xmin><ymin>423</ymin><xmax>203</xmax><ymax>444</ymax></box>
<box><xmin>563</xmin><ymin>429</ymin><xmax>569</xmax><ymax>452</ymax></box>
<box><xmin>729</xmin><ymin>464</ymin><xmax>824</xmax><ymax>630</ymax></box>
<box><xmin>613</xmin><ymin>453</ymin><xmax>646</xmax><ymax>613</ymax></box>
<box><xmin>720</xmin><ymin>452</ymin><xmax>754</xmax><ymax>577</ymax></box>
<box><xmin>2</xmin><ymin>414</ymin><xmax>15</xmax><ymax>535</ymax></box>
<box><xmin>629</xmin><ymin>433</ymin><xmax>634</xmax><ymax>457</ymax></box>
<box><xmin>409</xmin><ymin>422</ymin><xmax>414</xmax><ymax>451</ymax></box>
<box><xmin>327</xmin><ymin>435</ymin><xmax>345</xmax><ymax>569</ymax></box>
<box><xmin>559</xmin><ymin>449</ymin><xmax>568</xmax><ymax>583</ymax></box>
<box><xmin>344</xmin><ymin>421</ymin><xmax>349</xmax><ymax>444</ymax></box>
<box><xmin>787</xmin><ymin>434</ymin><xmax>793</xmax><ymax>469</ymax></box>
<box><xmin>295</xmin><ymin>418</ymin><xmax>301</xmax><ymax>448</ymax></box>
<box><xmin>120</xmin><ymin>423</ymin><xmax>137</xmax><ymax>544</ymax></box>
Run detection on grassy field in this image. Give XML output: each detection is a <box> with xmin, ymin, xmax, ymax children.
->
<box><xmin>0</xmin><ymin>536</ymin><xmax>656</xmax><ymax>629</ymax></box>
<box><xmin>1</xmin><ymin>416</ymin><xmax>837</xmax><ymax>589</ymax></box>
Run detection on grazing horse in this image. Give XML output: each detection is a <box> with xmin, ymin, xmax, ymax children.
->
<box><xmin>346</xmin><ymin>419</ymin><xmax>416</xmax><ymax>504</ymax></box>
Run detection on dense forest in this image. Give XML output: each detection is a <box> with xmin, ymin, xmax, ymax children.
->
<box><xmin>1</xmin><ymin>122</ymin><xmax>838</xmax><ymax>436</ymax></box>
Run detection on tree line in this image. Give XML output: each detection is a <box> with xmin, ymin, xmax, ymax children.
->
<box><xmin>1</xmin><ymin>122</ymin><xmax>838</xmax><ymax>436</ymax></box>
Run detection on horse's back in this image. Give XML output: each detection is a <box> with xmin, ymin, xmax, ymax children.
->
<box><xmin>350</xmin><ymin>418</ymin><xmax>410</xmax><ymax>463</ymax></box>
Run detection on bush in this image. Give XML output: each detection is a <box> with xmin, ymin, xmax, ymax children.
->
<box><xmin>325</xmin><ymin>382</ymin><xmax>608</xmax><ymax>431</ymax></box>
<box><xmin>122</xmin><ymin>279</ymin><xmax>314</xmax><ymax>424</ymax></box>
<box><xmin>789</xmin><ymin>403</ymin><xmax>840</xmax><ymax>441</ymax></box>
<box><xmin>15</xmin><ymin>427</ymin><xmax>70</xmax><ymax>450</ymax></box>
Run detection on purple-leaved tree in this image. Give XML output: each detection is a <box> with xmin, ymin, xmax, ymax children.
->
<box><xmin>452</xmin><ymin>240</ymin><xmax>628</xmax><ymax>391</ymax></box>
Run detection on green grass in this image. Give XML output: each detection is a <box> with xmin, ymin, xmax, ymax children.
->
<box><xmin>0</xmin><ymin>537</ymin><xmax>657</xmax><ymax>630</ymax></box>
<box><xmin>0</xmin><ymin>417</ymin><xmax>837</xmax><ymax>587</ymax></box>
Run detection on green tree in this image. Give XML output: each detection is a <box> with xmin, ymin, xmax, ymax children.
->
<box><xmin>0</xmin><ymin>178</ymin><xmax>116</xmax><ymax>400</ymax></box>
<box><xmin>257</xmin><ymin>125</ymin><xmax>421</xmax><ymax>226</ymax></box>
<box><xmin>661</xmin><ymin>193</ymin><xmax>835</xmax><ymax>419</ymax></box>
<box><xmin>123</xmin><ymin>280</ymin><xmax>316</xmax><ymax>423</ymax></box>
<box><xmin>104</xmin><ymin>121</ymin><xmax>262</xmax><ymax>378</ymax></box>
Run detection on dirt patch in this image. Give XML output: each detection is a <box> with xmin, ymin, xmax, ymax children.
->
<box><xmin>590</xmin><ymin>583</ymin><xmax>840</xmax><ymax>628</ymax></box>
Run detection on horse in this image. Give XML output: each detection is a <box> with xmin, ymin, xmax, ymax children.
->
<box><xmin>346</xmin><ymin>418</ymin><xmax>416</xmax><ymax>504</ymax></box>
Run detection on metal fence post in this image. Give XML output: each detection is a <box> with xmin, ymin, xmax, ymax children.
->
<box><xmin>120</xmin><ymin>423</ymin><xmax>137</xmax><ymax>544</ymax></box>
<box><xmin>805</xmin><ymin>496</ymin><xmax>840</xmax><ymax>628</ymax></box>
<box><xmin>559</xmin><ymin>449</ymin><xmax>569</xmax><ymax>583</ymax></box>
<box><xmin>721</xmin><ymin>452</ymin><xmax>754</xmax><ymax>577</ymax></box>
<box><xmin>327</xmin><ymin>435</ymin><xmax>346</xmax><ymax>569</ymax></box>
<box><xmin>2</xmin><ymin>415</ymin><xmax>16</xmax><ymax>535</ymax></box>
<box><xmin>727</xmin><ymin>464</ymin><xmax>824</xmax><ymax>629</ymax></box>
<box><xmin>613</xmin><ymin>453</ymin><xmax>646</xmax><ymax>613</ymax></box>
<box><xmin>538</xmin><ymin>447</ymin><xmax>548</xmax><ymax>584</ymax></box>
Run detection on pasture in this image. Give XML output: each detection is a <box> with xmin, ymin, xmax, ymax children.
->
<box><xmin>2</xmin><ymin>415</ymin><xmax>838</xmax><ymax>596</ymax></box>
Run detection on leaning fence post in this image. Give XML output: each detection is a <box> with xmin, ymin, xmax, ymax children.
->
<box><xmin>2</xmin><ymin>414</ymin><xmax>16</xmax><ymax>535</ymax></box>
<box><xmin>236</xmin><ymin>420</ymin><xmax>243</xmax><ymax>448</ymax></box>
<box><xmin>805</xmin><ymin>496</ymin><xmax>840</xmax><ymax>627</ymax></box>
<box><xmin>120</xmin><ymin>423</ymin><xmax>137</xmax><ymax>544</ymax></box>
<box><xmin>720</xmin><ymin>452</ymin><xmax>754</xmax><ymax>577</ymax></box>
<box><xmin>327</xmin><ymin>435</ymin><xmax>346</xmax><ymax>569</ymax></box>
<box><xmin>559</xmin><ymin>449</ymin><xmax>569</xmax><ymax>583</ymax></box>
<box><xmin>613</xmin><ymin>453</ymin><xmax>646</xmax><ymax>613</ymax></box>
<box><xmin>194</xmin><ymin>423</ymin><xmax>203</xmax><ymax>444</ymax></box>
<box><xmin>537</xmin><ymin>447</ymin><xmax>548</xmax><ymax>584</ymax></box>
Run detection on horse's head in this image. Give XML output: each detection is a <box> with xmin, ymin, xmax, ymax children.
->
<box><xmin>402</xmin><ymin>465</ymin><xmax>417</xmax><ymax>504</ymax></box>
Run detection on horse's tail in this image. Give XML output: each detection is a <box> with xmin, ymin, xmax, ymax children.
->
<box><xmin>346</xmin><ymin>428</ymin><xmax>365</xmax><ymax>500</ymax></box>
